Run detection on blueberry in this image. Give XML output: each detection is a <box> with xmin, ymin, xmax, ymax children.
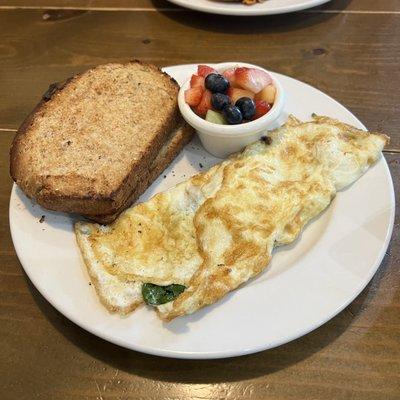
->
<box><xmin>222</xmin><ymin>105</ymin><xmax>243</xmax><ymax>125</ymax></box>
<box><xmin>211</xmin><ymin>93</ymin><xmax>231</xmax><ymax>110</ymax></box>
<box><xmin>205</xmin><ymin>73</ymin><xmax>230</xmax><ymax>93</ymax></box>
<box><xmin>235</xmin><ymin>97</ymin><xmax>256</xmax><ymax>120</ymax></box>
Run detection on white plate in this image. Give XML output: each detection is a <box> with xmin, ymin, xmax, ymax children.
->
<box><xmin>166</xmin><ymin>0</ymin><xmax>331</xmax><ymax>16</ymax></box>
<box><xmin>9</xmin><ymin>64</ymin><xmax>395</xmax><ymax>359</ymax></box>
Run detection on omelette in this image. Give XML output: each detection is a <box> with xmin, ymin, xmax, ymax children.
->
<box><xmin>75</xmin><ymin>115</ymin><xmax>388</xmax><ymax>321</ymax></box>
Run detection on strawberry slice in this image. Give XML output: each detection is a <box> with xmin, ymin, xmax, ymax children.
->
<box><xmin>190</xmin><ymin>74</ymin><xmax>205</xmax><ymax>88</ymax></box>
<box><xmin>185</xmin><ymin>86</ymin><xmax>204</xmax><ymax>107</ymax></box>
<box><xmin>235</xmin><ymin>67</ymin><xmax>273</xmax><ymax>93</ymax></box>
<box><xmin>194</xmin><ymin>89</ymin><xmax>212</xmax><ymax>116</ymax></box>
<box><xmin>253</xmin><ymin>100</ymin><xmax>271</xmax><ymax>120</ymax></box>
<box><xmin>227</xmin><ymin>87</ymin><xmax>254</xmax><ymax>104</ymax></box>
<box><xmin>222</xmin><ymin>68</ymin><xmax>239</xmax><ymax>88</ymax></box>
<box><xmin>197</xmin><ymin>65</ymin><xmax>216</xmax><ymax>78</ymax></box>
<box><xmin>254</xmin><ymin>84</ymin><xmax>276</xmax><ymax>104</ymax></box>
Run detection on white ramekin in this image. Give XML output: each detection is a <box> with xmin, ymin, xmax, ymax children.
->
<box><xmin>178</xmin><ymin>62</ymin><xmax>285</xmax><ymax>158</ymax></box>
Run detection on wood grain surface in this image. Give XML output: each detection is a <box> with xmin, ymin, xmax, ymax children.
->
<box><xmin>0</xmin><ymin>0</ymin><xmax>399</xmax><ymax>12</ymax></box>
<box><xmin>0</xmin><ymin>1</ymin><xmax>399</xmax><ymax>399</ymax></box>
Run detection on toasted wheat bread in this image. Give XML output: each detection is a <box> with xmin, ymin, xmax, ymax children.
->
<box><xmin>10</xmin><ymin>61</ymin><xmax>187</xmax><ymax>216</ymax></box>
<box><xmin>86</xmin><ymin>121</ymin><xmax>193</xmax><ymax>224</ymax></box>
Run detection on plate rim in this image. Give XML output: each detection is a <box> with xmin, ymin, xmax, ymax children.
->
<box><xmin>9</xmin><ymin>65</ymin><xmax>395</xmax><ymax>359</ymax></box>
<box><xmin>166</xmin><ymin>0</ymin><xmax>332</xmax><ymax>16</ymax></box>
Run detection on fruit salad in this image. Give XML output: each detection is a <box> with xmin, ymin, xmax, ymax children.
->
<box><xmin>184</xmin><ymin>65</ymin><xmax>276</xmax><ymax>125</ymax></box>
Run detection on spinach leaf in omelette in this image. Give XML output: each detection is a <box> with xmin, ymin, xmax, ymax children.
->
<box><xmin>142</xmin><ymin>283</ymin><xmax>186</xmax><ymax>306</ymax></box>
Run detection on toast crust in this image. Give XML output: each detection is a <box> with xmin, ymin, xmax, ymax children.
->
<box><xmin>10</xmin><ymin>61</ymin><xmax>183</xmax><ymax>216</ymax></box>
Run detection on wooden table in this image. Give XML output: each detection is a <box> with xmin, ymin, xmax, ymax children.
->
<box><xmin>0</xmin><ymin>1</ymin><xmax>399</xmax><ymax>399</ymax></box>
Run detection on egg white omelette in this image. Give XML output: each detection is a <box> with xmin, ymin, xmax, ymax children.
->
<box><xmin>75</xmin><ymin>115</ymin><xmax>388</xmax><ymax>321</ymax></box>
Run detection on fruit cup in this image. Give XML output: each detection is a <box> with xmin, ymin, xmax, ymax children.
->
<box><xmin>178</xmin><ymin>62</ymin><xmax>285</xmax><ymax>158</ymax></box>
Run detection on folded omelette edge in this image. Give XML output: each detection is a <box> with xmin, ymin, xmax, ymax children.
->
<box><xmin>75</xmin><ymin>115</ymin><xmax>389</xmax><ymax>321</ymax></box>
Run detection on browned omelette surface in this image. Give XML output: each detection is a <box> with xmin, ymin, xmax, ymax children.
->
<box><xmin>75</xmin><ymin>116</ymin><xmax>388</xmax><ymax>320</ymax></box>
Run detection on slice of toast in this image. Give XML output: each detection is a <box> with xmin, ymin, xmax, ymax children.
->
<box><xmin>10</xmin><ymin>61</ymin><xmax>186</xmax><ymax>216</ymax></box>
<box><xmin>86</xmin><ymin>121</ymin><xmax>193</xmax><ymax>224</ymax></box>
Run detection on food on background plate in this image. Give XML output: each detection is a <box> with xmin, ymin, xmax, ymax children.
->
<box><xmin>75</xmin><ymin>115</ymin><xmax>388</xmax><ymax>321</ymax></box>
<box><xmin>10</xmin><ymin>61</ymin><xmax>193</xmax><ymax>224</ymax></box>
<box><xmin>185</xmin><ymin>64</ymin><xmax>276</xmax><ymax>125</ymax></box>
<box><xmin>215</xmin><ymin>0</ymin><xmax>264</xmax><ymax>4</ymax></box>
